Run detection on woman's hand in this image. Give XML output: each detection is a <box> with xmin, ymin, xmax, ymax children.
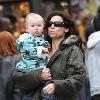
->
<box><xmin>42</xmin><ymin>83</ymin><xmax>55</xmax><ymax>94</ymax></box>
<box><xmin>41</xmin><ymin>68</ymin><xmax>51</xmax><ymax>80</ymax></box>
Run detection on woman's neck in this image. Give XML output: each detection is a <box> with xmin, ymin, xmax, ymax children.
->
<box><xmin>49</xmin><ymin>37</ymin><xmax>64</xmax><ymax>58</ymax></box>
<box><xmin>51</xmin><ymin>37</ymin><xmax>64</xmax><ymax>51</ymax></box>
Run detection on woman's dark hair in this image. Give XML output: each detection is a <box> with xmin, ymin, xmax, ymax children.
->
<box><xmin>44</xmin><ymin>11</ymin><xmax>79</xmax><ymax>44</ymax></box>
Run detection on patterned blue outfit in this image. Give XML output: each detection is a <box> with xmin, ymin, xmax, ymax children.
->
<box><xmin>16</xmin><ymin>33</ymin><xmax>56</xmax><ymax>100</ymax></box>
<box><xmin>16</xmin><ymin>33</ymin><xmax>48</xmax><ymax>72</ymax></box>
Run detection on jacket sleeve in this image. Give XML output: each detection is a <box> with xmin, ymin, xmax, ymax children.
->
<box><xmin>53</xmin><ymin>46</ymin><xmax>86</xmax><ymax>98</ymax></box>
<box><xmin>13</xmin><ymin>68</ymin><xmax>42</xmax><ymax>90</ymax></box>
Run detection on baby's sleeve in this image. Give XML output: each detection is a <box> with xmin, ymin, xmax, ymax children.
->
<box><xmin>37</xmin><ymin>46</ymin><xmax>43</xmax><ymax>58</ymax></box>
<box><xmin>44</xmin><ymin>40</ymin><xmax>49</xmax><ymax>48</ymax></box>
<box><xmin>16</xmin><ymin>38</ymin><xmax>22</xmax><ymax>51</ymax></box>
<box><xmin>16</xmin><ymin>33</ymin><xmax>28</xmax><ymax>51</ymax></box>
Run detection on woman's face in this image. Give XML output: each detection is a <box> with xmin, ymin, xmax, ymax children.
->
<box><xmin>47</xmin><ymin>15</ymin><xmax>67</xmax><ymax>39</ymax></box>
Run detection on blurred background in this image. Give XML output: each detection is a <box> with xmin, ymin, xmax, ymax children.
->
<box><xmin>0</xmin><ymin>0</ymin><xmax>100</xmax><ymax>40</ymax></box>
<box><xmin>0</xmin><ymin>0</ymin><xmax>99</xmax><ymax>18</ymax></box>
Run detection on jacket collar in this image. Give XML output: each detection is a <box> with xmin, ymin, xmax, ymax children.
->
<box><xmin>47</xmin><ymin>49</ymin><xmax>61</xmax><ymax>67</ymax></box>
<box><xmin>47</xmin><ymin>35</ymin><xmax>79</xmax><ymax>67</ymax></box>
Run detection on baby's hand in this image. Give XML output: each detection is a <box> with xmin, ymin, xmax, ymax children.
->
<box><xmin>42</xmin><ymin>47</ymin><xmax>49</xmax><ymax>54</ymax></box>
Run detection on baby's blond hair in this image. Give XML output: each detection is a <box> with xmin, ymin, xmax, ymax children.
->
<box><xmin>25</xmin><ymin>13</ymin><xmax>44</xmax><ymax>27</ymax></box>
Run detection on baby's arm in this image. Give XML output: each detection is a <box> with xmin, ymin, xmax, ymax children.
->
<box><xmin>37</xmin><ymin>46</ymin><xmax>49</xmax><ymax>58</ymax></box>
<box><xmin>43</xmin><ymin>40</ymin><xmax>51</xmax><ymax>53</ymax></box>
<box><xmin>16</xmin><ymin>33</ymin><xmax>29</xmax><ymax>51</ymax></box>
<box><xmin>16</xmin><ymin>38</ymin><xmax>22</xmax><ymax>51</ymax></box>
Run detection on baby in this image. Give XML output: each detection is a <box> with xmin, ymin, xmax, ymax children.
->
<box><xmin>16</xmin><ymin>13</ymin><xmax>55</xmax><ymax>100</ymax></box>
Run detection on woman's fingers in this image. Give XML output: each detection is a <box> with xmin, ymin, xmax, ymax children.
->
<box><xmin>41</xmin><ymin>68</ymin><xmax>51</xmax><ymax>80</ymax></box>
<box><xmin>42</xmin><ymin>68</ymin><xmax>51</xmax><ymax>73</ymax></box>
<box><xmin>42</xmin><ymin>83</ymin><xmax>55</xmax><ymax>94</ymax></box>
<box><xmin>45</xmin><ymin>77</ymin><xmax>52</xmax><ymax>80</ymax></box>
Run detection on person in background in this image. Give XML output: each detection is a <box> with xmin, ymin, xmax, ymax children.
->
<box><xmin>0</xmin><ymin>17</ymin><xmax>12</xmax><ymax>32</ymax></box>
<box><xmin>0</xmin><ymin>5</ymin><xmax>4</xmax><ymax>17</ymax></box>
<box><xmin>41</xmin><ymin>0</ymin><xmax>61</xmax><ymax>18</ymax></box>
<box><xmin>5</xmin><ymin>15</ymin><xmax>17</xmax><ymax>34</ymax></box>
<box><xmin>13</xmin><ymin>16</ymin><xmax>26</xmax><ymax>39</ymax></box>
<box><xmin>0</xmin><ymin>31</ymin><xmax>21</xmax><ymax>100</ymax></box>
<box><xmin>86</xmin><ymin>13</ymin><xmax>100</xmax><ymax>100</ymax></box>
<box><xmin>77</xmin><ymin>12</ymin><xmax>94</xmax><ymax>100</ymax></box>
<box><xmin>97</xmin><ymin>6</ymin><xmax>100</xmax><ymax>14</ymax></box>
<box><xmin>15</xmin><ymin>13</ymin><xmax>56</xmax><ymax>100</ymax></box>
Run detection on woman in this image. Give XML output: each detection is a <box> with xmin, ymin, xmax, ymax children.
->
<box><xmin>13</xmin><ymin>11</ymin><xmax>86</xmax><ymax>100</ymax></box>
<box><xmin>43</xmin><ymin>11</ymin><xmax>86</xmax><ymax>100</ymax></box>
<box><xmin>0</xmin><ymin>31</ymin><xmax>21</xmax><ymax>100</ymax></box>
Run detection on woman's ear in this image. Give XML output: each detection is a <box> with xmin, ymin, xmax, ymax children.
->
<box><xmin>65</xmin><ymin>28</ymin><xmax>69</xmax><ymax>32</ymax></box>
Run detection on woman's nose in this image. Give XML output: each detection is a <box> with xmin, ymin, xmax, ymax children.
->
<box><xmin>50</xmin><ymin>23</ymin><xmax>55</xmax><ymax>28</ymax></box>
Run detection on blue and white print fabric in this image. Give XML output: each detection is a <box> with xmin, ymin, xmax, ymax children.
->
<box><xmin>16</xmin><ymin>33</ymin><xmax>49</xmax><ymax>72</ymax></box>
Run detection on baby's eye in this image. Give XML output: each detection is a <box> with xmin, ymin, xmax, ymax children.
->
<box><xmin>31</xmin><ymin>25</ymin><xmax>34</xmax><ymax>27</ymax></box>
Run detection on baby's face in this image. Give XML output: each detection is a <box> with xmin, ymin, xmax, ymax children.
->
<box><xmin>26</xmin><ymin>16</ymin><xmax>44</xmax><ymax>36</ymax></box>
